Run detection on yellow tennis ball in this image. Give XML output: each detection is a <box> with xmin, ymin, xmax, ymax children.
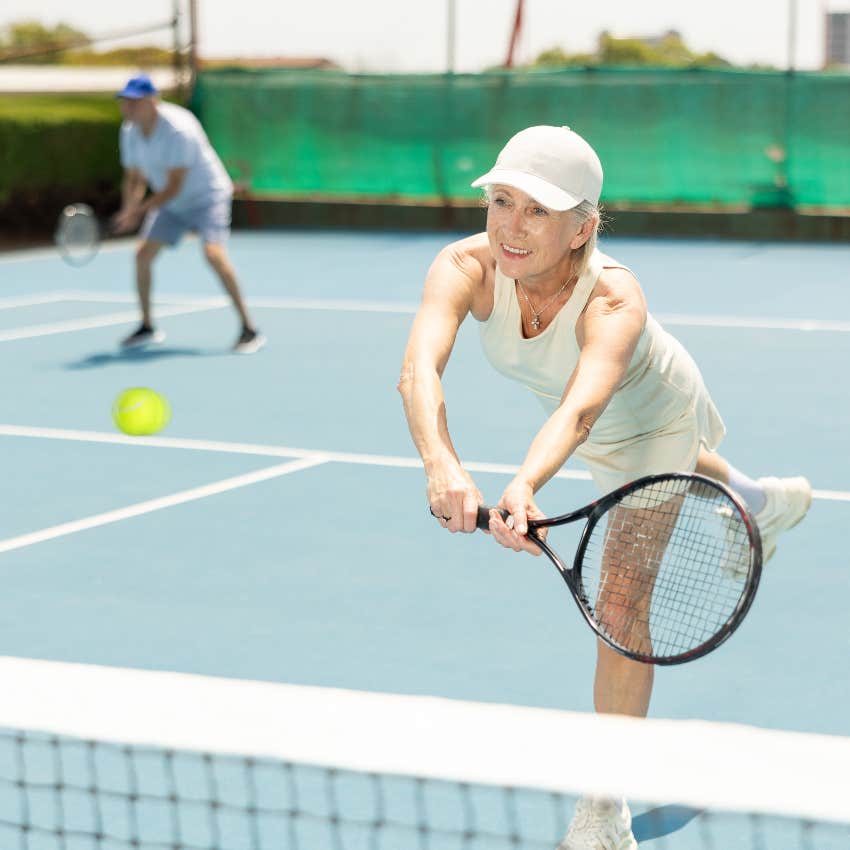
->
<box><xmin>111</xmin><ymin>387</ymin><xmax>171</xmax><ymax>436</ymax></box>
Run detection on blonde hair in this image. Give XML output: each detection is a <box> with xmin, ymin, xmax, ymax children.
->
<box><xmin>569</xmin><ymin>200</ymin><xmax>603</xmax><ymax>276</ymax></box>
<box><xmin>480</xmin><ymin>188</ymin><xmax>603</xmax><ymax>276</ymax></box>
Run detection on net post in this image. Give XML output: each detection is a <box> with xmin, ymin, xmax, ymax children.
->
<box><xmin>172</xmin><ymin>0</ymin><xmax>183</xmax><ymax>99</ymax></box>
<box><xmin>188</xmin><ymin>0</ymin><xmax>200</xmax><ymax>91</ymax></box>
<box><xmin>446</xmin><ymin>0</ymin><xmax>456</xmax><ymax>73</ymax></box>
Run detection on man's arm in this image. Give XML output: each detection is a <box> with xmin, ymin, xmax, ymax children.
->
<box><xmin>113</xmin><ymin>167</ymin><xmax>188</xmax><ymax>234</ymax></box>
<box><xmin>112</xmin><ymin>168</ymin><xmax>148</xmax><ymax>234</ymax></box>
<box><xmin>121</xmin><ymin>168</ymin><xmax>148</xmax><ymax>210</ymax></box>
<box><xmin>137</xmin><ymin>167</ymin><xmax>188</xmax><ymax>215</ymax></box>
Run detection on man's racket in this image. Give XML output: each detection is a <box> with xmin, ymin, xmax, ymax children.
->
<box><xmin>55</xmin><ymin>203</ymin><xmax>101</xmax><ymax>266</ymax></box>
<box><xmin>475</xmin><ymin>472</ymin><xmax>762</xmax><ymax>665</ymax></box>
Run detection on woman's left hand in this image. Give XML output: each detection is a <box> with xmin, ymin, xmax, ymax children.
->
<box><xmin>487</xmin><ymin>479</ymin><xmax>547</xmax><ymax>555</ymax></box>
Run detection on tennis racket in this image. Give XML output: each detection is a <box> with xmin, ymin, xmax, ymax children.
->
<box><xmin>55</xmin><ymin>203</ymin><xmax>101</xmax><ymax>266</ymax></box>
<box><xmin>475</xmin><ymin>472</ymin><xmax>762</xmax><ymax>665</ymax></box>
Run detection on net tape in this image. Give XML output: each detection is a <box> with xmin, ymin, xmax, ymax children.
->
<box><xmin>0</xmin><ymin>658</ymin><xmax>848</xmax><ymax>850</ymax></box>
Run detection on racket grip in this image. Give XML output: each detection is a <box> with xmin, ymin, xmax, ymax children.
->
<box><xmin>476</xmin><ymin>505</ymin><xmax>510</xmax><ymax>530</ymax></box>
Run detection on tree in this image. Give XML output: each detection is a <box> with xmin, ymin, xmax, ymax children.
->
<box><xmin>530</xmin><ymin>30</ymin><xmax>735</xmax><ymax>69</ymax></box>
<box><xmin>533</xmin><ymin>46</ymin><xmax>595</xmax><ymax>68</ymax></box>
<box><xmin>0</xmin><ymin>20</ymin><xmax>88</xmax><ymax>63</ymax></box>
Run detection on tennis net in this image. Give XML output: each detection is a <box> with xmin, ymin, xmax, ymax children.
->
<box><xmin>1</xmin><ymin>656</ymin><xmax>848</xmax><ymax>849</ymax></box>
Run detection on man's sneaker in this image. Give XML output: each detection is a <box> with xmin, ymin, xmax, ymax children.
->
<box><xmin>720</xmin><ymin>475</ymin><xmax>812</xmax><ymax>579</ymax></box>
<box><xmin>557</xmin><ymin>797</ymin><xmax>637</xmax><ymax>850</ymax></box>
<box><xmin>121</xmin><ymin>324</ymin><xmax>165</xmax><ymax>349</ymax></box>
<box><xmin>233</xmin><ymin>326</ymin><xmax>266</xmax><ymax>354</ymax></box>
<box><xmin>754</xmin><ymin>476</ymin><xmax>811</xmax><ymax>563</ymax></box>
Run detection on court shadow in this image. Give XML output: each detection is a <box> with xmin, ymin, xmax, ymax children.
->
<box><xmin>64</xmin><ymin>346</ymin><xmax>225</xmax><ymax>370</ymax></box>
<box><xmin>632</xmin><ymin>805</ymin><xmax>704</xmax><ymax>841</ymax></box>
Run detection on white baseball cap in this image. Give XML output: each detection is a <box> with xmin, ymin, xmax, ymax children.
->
<box><xmin>471</xmin><ymin>125</ymin><xmax>603</xmax><ymax>210</ymax></box>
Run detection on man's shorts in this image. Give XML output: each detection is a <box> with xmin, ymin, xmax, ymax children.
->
<box><xmin>140</xmin><ymin>195</ymin><xmax>232</xmax><ymax>246</ymax></box>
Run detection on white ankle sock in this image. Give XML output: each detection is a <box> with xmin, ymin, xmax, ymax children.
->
<box><xmin>726</xmin><ymin>466</ymin><xmax>767</xmax><ymax>515</ymax></box>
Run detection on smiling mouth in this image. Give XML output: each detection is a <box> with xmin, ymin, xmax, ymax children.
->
<box><xmin>502</xmin><ymin>244</ymin><xmax>531</xmax><ymax>256</ymax></box>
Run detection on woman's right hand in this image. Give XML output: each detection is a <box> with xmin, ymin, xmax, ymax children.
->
<box><xmin>484</xmin><ymin>477</ymin><xmax>547</xmax><ymax>555</ymax></box>
<box><xmin>426</xmin><ymin>463</ymin><xmax>483</xmax><ymax>534</ymax></box>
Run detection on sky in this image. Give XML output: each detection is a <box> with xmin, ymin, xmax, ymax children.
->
<box><xmin>1</xmin><ymin>0</ymin><xmax>843</xmax><ymax>72</ymax></box>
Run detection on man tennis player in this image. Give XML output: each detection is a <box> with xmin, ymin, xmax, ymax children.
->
<box><xmin>112</xmin><ymin>74</ymin><xmax>265</xmax><ymax>354</ymax></box>
<box><xmin>398</xmin><ymin>125</ymin><xmax>811</xmax><ymax>849</ymax></box>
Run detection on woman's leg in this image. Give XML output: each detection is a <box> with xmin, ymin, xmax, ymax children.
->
<box><xmin>697</xmin><ymin>449</ymin><xmax>767</xmax><ymax>514</ymax></box>
<box><xmin>697</xmin><ymin>448</ymin><xmax>810</xmax><ymax>560</ymax></box>
<box><xmin>594</xmin><ymin>643</ymin><xmax>653</xmax><ymax>717</ymax></box>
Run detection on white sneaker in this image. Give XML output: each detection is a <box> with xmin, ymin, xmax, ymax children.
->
<box><xmin>233</xmin><ymin>327</ymin><xmax>266</xmax><ymax>354</ymax></box>
<box><xmin>557</xmin><ymin>797</ymin><xmax>637</xmax><ymax>850</ymax></box>
<box><xmin>120</xmin><ymin>324</ymin><xmax>166</xmax><ymax>349</ymax></box>
<box><xmin>719</xmin><ymin>475</ymin><xmax>812</xmax><ymax>579</ymax></box>
<box><xmin>754</xmin><ymin>476</ymin><xmax>811</xmax><ymax>563</ymax></box>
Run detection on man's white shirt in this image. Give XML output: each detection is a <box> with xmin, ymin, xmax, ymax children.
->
<box><xmin>119</xmin><ymin>101</ymin><xmax>233</xmax><ymax>213</ymax></box>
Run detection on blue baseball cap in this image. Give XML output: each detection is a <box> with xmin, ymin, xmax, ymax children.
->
<box><xmin>116</xmin><ymin>74</ymin><xmax>158</xmax><ymax>99</ymax></box>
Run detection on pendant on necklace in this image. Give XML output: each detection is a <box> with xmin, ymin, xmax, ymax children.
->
<box><xmin>531</xmin><ymin>315</ymin><xmax>540</xmax><ymax>331</ymax></box>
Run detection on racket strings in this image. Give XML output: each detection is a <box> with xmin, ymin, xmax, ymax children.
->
<box><xmin>56</xmin><ymin>205</ymin><xmax>99</xmax><ymax>265</ymax></box>
<box><xmin>577</xmin><ymin>478</ymin><xmax>753</xmax><ymax>660</ymax></box>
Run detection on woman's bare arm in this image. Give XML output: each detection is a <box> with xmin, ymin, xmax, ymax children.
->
<box><xmin>398</xmin><ymin>237</ymin><xmax>489</xmax><ymax>531</ymax></box>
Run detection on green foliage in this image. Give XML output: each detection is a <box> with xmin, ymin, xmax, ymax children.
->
<box><xmin>532</xmin><ymin>31</ymin><xmax>735</xmax><ymax>69</ymax></box>
<box><xmin>0</xmin><ymin>95</ymin><xmax>122</xmax><ymax>202</ymax></box>
<box><xmin>0</xmin><ymin>19</ymin><xmax>88</xmax><ymax>63</ymax></box>
<box><xmin>62</xmin><ymin>46</ymin><xmax>176</xmax><ymax>66</ymax></box>
<box><xmin>0</xmin><ymin>18</ymin><xmax>174</xmax><ymax>65</ymax></box>
<box><xmin>533</xmin><ymin>47</ymin><xmax>595</xmax><ymax>68</ymax></box>
<box><xmin>598</xmin><ymin>33</ymin><xmax>657</xmax><ymax>65</ymax></box>
<box><xmin>0</xmin><ymin>94</ymin><xmax>119</xmax><ymax>121</ymax></box>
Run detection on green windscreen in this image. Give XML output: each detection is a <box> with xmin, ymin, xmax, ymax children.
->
<box><xmin>193</xmin><ymin>67</ymin><xmax>850</xmax><ymax>210</ymax></box>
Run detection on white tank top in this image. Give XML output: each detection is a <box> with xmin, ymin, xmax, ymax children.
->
<box><xmin>478</xmin><ymin>249</ymin><xmax>724</xmax><ymax>448</ymax></box>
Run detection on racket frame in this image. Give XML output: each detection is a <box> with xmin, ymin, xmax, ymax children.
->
<box><xmin>477</xmin><ymin>472</ymin><xmax>763</xmax><ymax>666</ymax></box>
<box><xmin>55</xmin><ymin>203</ymin><xmax>102</xmax><ymax>267</ymax></box>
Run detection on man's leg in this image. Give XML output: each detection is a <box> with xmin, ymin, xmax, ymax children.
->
<box><xmin>136</xmin><ymin>239</ymin><xmax>164</xmax><ymax>327</ymax></box>
<box><xmin>202</xmin><ymin>241</ymin><xmax>254</xmax><ymax>329</ymax></box>
<box><xmin>203</xmin><ymin>241</ymin><xmax>266</xmax><ymax>353</ymax></box>
<box><xmin>121</xmin><ymin>239</ymin><xmax>165</xmax><ymax>348</ymax></box>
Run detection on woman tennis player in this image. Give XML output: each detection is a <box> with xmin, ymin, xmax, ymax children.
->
<box><xmin>397</xmin><ymin>125</ymin><xmax>811</xmax><ymax>849</ymax></box>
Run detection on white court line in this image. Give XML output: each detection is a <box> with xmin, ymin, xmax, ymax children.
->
<box><xmin>811</xmin><ymin>488</ymin><xmax>850</xmax><ymax>503</ymax></box>
<box><xmin>0</xmin><ymin>423</ymin><xmax>592</xmax><ymax>482</ymax></box>
<box><xmin>3</xmin><ymin>423</ymin><xmax>850</xmax><ymax>502</ymax></box>
<box><xmin>63</xmin><ymin>291</ymin><xmax>228</xmax><ymax>307</ymax></box>
<box><xmin>0</xmin><ymin>303</ymin><xmax>226</xmax><ymax>343</ymax></box>
<box><xmin>0</xmin><ymin>240</ymin><xmax>134</xmax><ymax>266</ymax></box>
<box><xmin>0</xmin><ymin>247</ymin><xmax>64</xmax><ymax>265</ymax></box>
<box><xmin>0</xmin><ymin>456</ymin><xmax>328</xmax><ymax>555</ymax></box>
<box><xmin>61</xmin><ymin>291</ymin><xmax>850</xmax><ymax>332</ymax></box>
<box><xmin>66</xmin><ymin>290</ymin><xmax>418</xmax><ymax>314</ymax></box>
<box><xmin>0</xmin><ymin>292</ymin><xmax>70</xmax><ymax>310</ymax></box>
<box><xmin>655</xmin><ymin>314</ymin><xmax>850</xmax><ymax>333</ymax></box>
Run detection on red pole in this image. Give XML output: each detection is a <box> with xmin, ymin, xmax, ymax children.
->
<box><xmin>504</xmin><ymin>0</ymin><xmax>524</xmax><ymax>68</ymax></box>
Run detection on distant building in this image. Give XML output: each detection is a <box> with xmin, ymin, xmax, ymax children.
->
<box><xmin>825</xmin><ymin>12</ymin><xmax>850</xmax><ymax>67</ymax></box>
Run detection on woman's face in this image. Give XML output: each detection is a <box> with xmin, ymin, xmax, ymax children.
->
<box><xmin>485</xmin><ymin>184</ymin><xmax>585</xmax><ymax>284</ymax></box>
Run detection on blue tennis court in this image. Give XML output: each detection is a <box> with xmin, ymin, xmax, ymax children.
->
<box><xmin>1</xmin><ymin>230</ymin><xmax>849</xmax><ymax>847</ymax></box>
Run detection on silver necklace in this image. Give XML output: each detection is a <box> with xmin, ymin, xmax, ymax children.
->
<box><xmin>517</xmin><ymin>272</ymin><xmax>578</xmax><ymax>331</ymax></box>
